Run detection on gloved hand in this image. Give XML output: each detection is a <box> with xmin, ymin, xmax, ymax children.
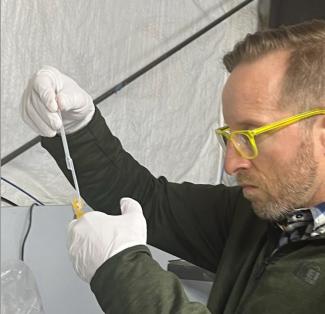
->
<box><xmin>67</xmin><ymin>198</ymin><xmax>147</xmax><ymax>283</ymax></box>
<box><xmin>21</xmin><ymin>65</ymin><xmax>95</xmax><ymax>137</ymax></box>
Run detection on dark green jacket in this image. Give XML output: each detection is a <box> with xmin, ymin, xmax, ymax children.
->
<box><xmin>42</xmin><ymin>108</ymin><xmax>325</xmax><ymax>314</ymax></box>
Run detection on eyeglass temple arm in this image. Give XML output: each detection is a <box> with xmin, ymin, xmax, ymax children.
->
<box><xmin>252</xmin><ymin>109</ymin><xmax>325</xmax><ymax>136</ymax></box>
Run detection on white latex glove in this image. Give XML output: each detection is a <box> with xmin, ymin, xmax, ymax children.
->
<box><xmin>67</xmin><ymin>198</ymin><xmax>147</xmax><ymax>283</ymax></box>
<box><xmin>21</xmin><ymin>65</ymin><xmax>95</xmax><ymax>137</ymax></box>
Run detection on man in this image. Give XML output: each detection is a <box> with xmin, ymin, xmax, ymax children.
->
<box><xmin>22</xmin><ymin>20</ymin><xmax>325</xmax><ymax>313</ymax></box>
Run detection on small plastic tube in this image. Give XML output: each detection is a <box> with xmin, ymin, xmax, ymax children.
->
<box><xmin>58</xmin><ymin>111</ymin><xmax>84</xmax><ymax>218</ymax></box>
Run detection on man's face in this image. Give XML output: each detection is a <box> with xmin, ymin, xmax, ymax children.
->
<box><xmin>222</xmin><ymin>50</ymin><xmax>320</xmax><ymax>221</ymax></box>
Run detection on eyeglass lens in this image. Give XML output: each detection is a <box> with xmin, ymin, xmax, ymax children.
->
<box><xmin>232</xmin><ymin>133</ymin><xmax>255</xmax><ymax>158</ymax></box>
<box><xmin>216</xmin><ymin>132</ymin><xmax>255</xmax><ymax>158</ymax></box>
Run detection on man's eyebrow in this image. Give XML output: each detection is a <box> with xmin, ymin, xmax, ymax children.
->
<box><xmin>231</xmin><ymin>118</ymin><xmax>267</xmax><ymax>129</ymax></box>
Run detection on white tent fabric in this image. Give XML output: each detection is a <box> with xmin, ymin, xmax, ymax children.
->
<box><xmin>1</xmin><ymin>0</ymin><xmax>258</xmax><ymax>206</ymax></box>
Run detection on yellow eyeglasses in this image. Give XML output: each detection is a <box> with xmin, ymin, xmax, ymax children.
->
<box><xmin>215</xmin><ymin>108</ymin><xmax>325</xmax><ymax>160</ymax></box>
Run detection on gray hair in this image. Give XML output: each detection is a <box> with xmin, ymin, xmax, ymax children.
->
<box><xmin>223</xmin><ymin>20</ymin><xmax>325</xmax><ymax>112</ymax></box>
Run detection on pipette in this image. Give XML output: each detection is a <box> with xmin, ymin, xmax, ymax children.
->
<box><xmin>58</xmin><ymin>110</ymin><xmax>85</xmax><ymax>219</ymax></box>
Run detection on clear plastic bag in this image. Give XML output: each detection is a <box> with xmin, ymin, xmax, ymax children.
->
<box><xmin>1</xmin><ymin>260</ymin><xmax>44</xmax><ymax>314</ymax></box>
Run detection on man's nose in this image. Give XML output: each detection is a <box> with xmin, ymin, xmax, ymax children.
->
<box><xmin>224</xmin><ymin>142</ymin><xmax>252</xmax><ymax>175</ymax></box>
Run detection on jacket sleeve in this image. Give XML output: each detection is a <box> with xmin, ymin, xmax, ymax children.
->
<box><xmin>90</xmin><ymin>245</ymin><xmax>211</xmax><ymax>314</ymax></box>
<box><xmin>41</xmin><ymin>108</ymin><xmax>244</xmax><ymax>272</ymax></box>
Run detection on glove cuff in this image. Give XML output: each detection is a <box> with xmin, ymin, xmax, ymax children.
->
<box><xmin>64</xmin><ymin>106</ymin><xmax>95</xmax><ymax>134</ymax></box>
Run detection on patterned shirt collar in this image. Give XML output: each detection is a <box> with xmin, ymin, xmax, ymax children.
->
<box><xmin>277</xmin><ymin>202</ymin><xmax>325</xmax><ymax>246</ymax></box>
<box><xmin>310</xmin><ymin>202</ymin><xmax>325</xmax><ymax>231</ymax></box>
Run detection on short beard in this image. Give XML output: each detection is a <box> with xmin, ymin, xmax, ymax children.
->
<box><xmin>237</xmin><ymin>137</ymin><xmax>318</xmax><ymax>222</ymax></box>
